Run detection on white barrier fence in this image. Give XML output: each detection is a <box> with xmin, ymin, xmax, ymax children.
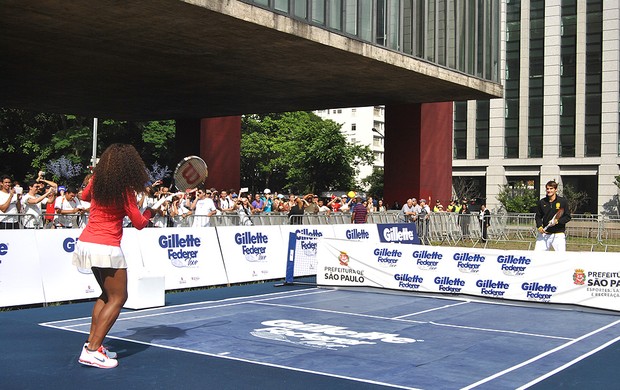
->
<box><xmin>2</xmin><ymin>223</ymin><xmax>618</xmax><ymax>311</ymax></box>
<box><xmin>316</xmin><ymin>238</ymin><xmax>620</xmax><ymax>312</ymax></box>
<box><xmin>0</xmin><ymin>223</ymin><xmax>411</xmax><ymax>308</ymax></box>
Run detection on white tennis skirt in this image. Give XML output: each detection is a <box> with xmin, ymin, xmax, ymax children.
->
<box><xmin>72</xmin><ymin>241</ymin><xmax>127</xmax><ymax>269</ymax></box>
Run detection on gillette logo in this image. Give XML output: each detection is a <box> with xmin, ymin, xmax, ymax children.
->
<box><xmin>63</xmin><ymin>237</ymin><xmax>79</xmax><ymax>252</ymax></box>
<box><xmin>296</xmin><ymin>228</ymin><xmax>323</xmax><ymax>238</ymax></box>
<box><xmin>159</xmin><ymin>234</ymin><xmax>201</xmax><ymax>264</ymax></box>
<box><xmin>235</xmin><ymin>232</ymin><xmax>268</xmax><ymax>260</ymax></box>
<box><xmin>0</xmin><ymin>242</ymin><xmax>7</xmax><ymax>261</ymax></box>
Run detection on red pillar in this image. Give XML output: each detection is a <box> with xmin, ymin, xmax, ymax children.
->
<box><xmin>384</xmin><ymin>102</ymin><xmax>453</xmax><ymax>207</ymax></box>
<box><xmin>175</xmin><ymin>116</ymin><xmax>241</xmax><ymax>191</ymax></box>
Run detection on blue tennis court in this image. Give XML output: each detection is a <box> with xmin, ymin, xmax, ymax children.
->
<box><xmin>38</xmin><ymin>286</ymin><xmax>620</xmax><ymax>389</ymax></box>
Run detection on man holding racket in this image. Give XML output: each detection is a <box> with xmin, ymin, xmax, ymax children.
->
<box><xmin>534</xmin><ymin>180</ymin><xmax>571</xmax><ymax>251</ymax></box>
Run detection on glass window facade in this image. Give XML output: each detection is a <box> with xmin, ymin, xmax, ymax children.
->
<box><xmin>585</xmin><ymin>0</ymin><xmax>602</xmax><ymax>157</ymax></box>
<box><xmin>528</xmin><ymin>0</ymin><xmax>544</xmax><ymax>158</ymax></box>
<box><xmin>242</xmin><ymin>0</ymin><xmax>500</xmax><ymax>83</ymax></box>
<box><xmin>560</xmin><ymin>0</ymin><xmax>577</xmax><ymax>157</ymax></box>
<box><xmin>453</xmin><ymin>101</ymin><xmax>467</xmax><ymax>159</ymax></box>
<box><xmin>504</xmin><ymin>0</ymin><xmax>520</xmax><ymax>158</ymax></box>
<box><xmin>476</xmin><ymin>100</ymin><xmax>490</xmax><ymax>159</ymax></box>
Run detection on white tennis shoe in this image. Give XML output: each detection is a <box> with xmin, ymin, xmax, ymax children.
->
<box><xmin>83</xmin><ymin>342</ymin><xmax>117</xmax><ymax>359</ymax></box>
<box><xmin>78</xmin><ymin>345</ymin><xmax>118</xmax><ymax>369</ymax></box>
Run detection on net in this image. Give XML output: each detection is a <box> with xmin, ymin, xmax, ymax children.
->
<box><xmin>279</xmin><ymin>232</ymin><xmax>320</xmax><ymax>285</ymax></box>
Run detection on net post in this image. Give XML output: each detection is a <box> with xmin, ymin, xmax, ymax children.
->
<box><xmin>274</xmin><ymin>232</ymin><xmax>297</xmax><ymax>287</ymax></box>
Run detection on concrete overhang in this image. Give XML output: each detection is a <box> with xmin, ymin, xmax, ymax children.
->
<box><xmin>0</xmin><ymin>0</ymin><xmax>503</xmax><ymax>121</ymax></box>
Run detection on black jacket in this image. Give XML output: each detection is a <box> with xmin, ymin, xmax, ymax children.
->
<box><xmin>535</xmin><ymin>195</ymin><xmax>571</xmax><ymax>233</ymax></box>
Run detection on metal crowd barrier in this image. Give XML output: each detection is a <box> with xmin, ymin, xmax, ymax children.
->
<box><xmin>3</xmin><ymin>210</ymin><xmax>619</xmax><ymax>251</ymax></box>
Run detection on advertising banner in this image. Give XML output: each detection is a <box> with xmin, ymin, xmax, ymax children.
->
<box><xmin>218</xmin><ymin>225</ymin><xmax>288</xmax><ymax>284</ymax></box>
<box><xmin>137</xmin><ymin>227</ymin><xmax>228</xmax><ymax>290</ymax></box>
<box><xmin>0</xmin><ymin>230</ymin><xmax>46</xmax><ymax>307</ymax></box>
<box><xmin>331</xmin><ymin>223</ymin><xmax>381</xmax><ymax>242</ymax></box>
<box><xmin>36</xmin><ymin>229</ymin><xmax>102</xmax><ymax>303</ymax></box>
<box><xmin>376</xmin><ymin>223</ymin><xmax>420</xmax><ymax>244</ymax></box>
<box><xmin>280</xmin><ymin>225</ymin><xmax>336</xmax><ymax>277</ymax></box>
<box><xmin>316</xmin><ymin>239</ymin><xmax>620</xmax><ymax>312</ymax></box>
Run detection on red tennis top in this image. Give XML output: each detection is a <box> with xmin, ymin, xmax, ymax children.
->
<box><xmin>78</xmin><ymin>179</ymin><xmax>152</xmax><ymax>247</ymax></box>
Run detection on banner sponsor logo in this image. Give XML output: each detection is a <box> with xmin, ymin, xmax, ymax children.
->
<box><xmin>412</xmin><ymin>250</ymin><xmax>442</xmax><ymax>270</ymax></box>
<box><xmin>251</xmin><ymin>319</ymin><xmax>421</xmax><ymax>350</ymax></box>
<box><xmin>377</xmin><ymin>224</ymin><xmax>420</xmax><ymax>244</ymax></box>
<box><xmin>585</xmin><ymin>270</ymin><xmax>620</xmax><ymax>298</ymax></box>
<box><xmin>324</xmin><ymin>266</ymin><xmax>365</xmax><ymax>283</ymax></box>
<box><xmin>434</xmin><ymin>276</ymin><xmax>465</xmax><ymax>293</ymax></box>
<box><xmin>0</xmin><ymin>241</ymin><xmax>8</xmax><ymax>262</ymax></box>
<box><xmin>374</xmin><ymin>248</ymin><xmax>401</xmax><ymax>267</ymax></box>
<box><xmin>295</xmin><ymin>229</ymin><xmax>320</xmax><ymax>256</ymax></box>
<box><xmin>395</xmin><ymin>273</ymin><xmax>423</xmax><ymax>289</ymax></box>
<box><xmin>345</xmin><ymin>229</ymin><xmax>370</xmax><ymax>240</ymax></box>
<box><xmin>295</xmin><ymin>228</ymin><xmax>323</xmax><ymax>238</ymax></box>
<box><xmin>159</xmin><ymin>234</ymin><xmax>201</xmax><ymax>267</ymax></box>
<box><xmin>235</xmin><ymin>231</ymin><xmax>268</xmax><ymax>262</ymax></box>
<box><xmin>338</xmin><ymin>251</ymin><xmax>349</xmax><ymax>266</ymax></box>
<box><xmin>521</xmin><ymin>282</ymin><xmax>557</xmax><ymax>302</ymax></box>
<box><xmin>453</xmin><ymin>252</ymin><xmax>485</xmax><ymax>273</ymax></box>
<box><xmin>573</xmin><ymin>269</ymin><xmax>586</xmax><ymax>285</ymax></box>
<box><xmin>497</xmin><ymin>254</ymin><xmax>531</xmax><ymax>276</ymax></box>
<box><xmin>476</xmin><ymin>279</ymin><xmax>510</xmax><ymax>297</ymax></box>
<box><xmin>63</xmin><ymin>237</ymin><xmax>79</xmax><ymax>252</ymax></box>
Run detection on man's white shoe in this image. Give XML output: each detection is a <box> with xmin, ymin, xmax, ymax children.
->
<box><xmin>78</xmin><ymin>345</ymin><xmax>118</xmax><ymax>369</ymax></box>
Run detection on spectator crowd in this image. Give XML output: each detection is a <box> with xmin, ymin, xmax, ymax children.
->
<box><xmin>1</xmin><ymin>172</ymin><xmax>490</xmax><ymax>237</ymax></box>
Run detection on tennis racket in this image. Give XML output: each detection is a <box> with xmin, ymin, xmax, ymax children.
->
<box><xmin>544</xmin><ymin>208</ymin><xmax>564</xmax><ymax>230</ymax></box>
<box><xmin>172</xmin><ymin>156</ymin><xmax>208</xmax><ymax>192</ymax></box>
<box><xmin>152</xmin><ymin>156</ymin><xmax>208</xmax><ymax>210</ymax></box>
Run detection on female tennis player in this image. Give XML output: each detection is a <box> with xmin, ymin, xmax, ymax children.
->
<box><xmin>72</xmin><ymin>144</ymin><xmax>154</xmax><ymax>369</ymax></box>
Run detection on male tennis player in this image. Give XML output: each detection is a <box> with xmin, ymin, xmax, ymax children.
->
<box><xmin>534</xmin><ymin>180</ymin><xmax>571</xmax><ymax>251</ymax></box>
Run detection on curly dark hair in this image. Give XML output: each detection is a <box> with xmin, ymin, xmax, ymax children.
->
<box><xmin>92</xmin><ymin>144</ymin><xmax>149</xmax><ymax>208</ymax></box>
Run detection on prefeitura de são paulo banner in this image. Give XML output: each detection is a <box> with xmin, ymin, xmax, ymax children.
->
<box><xmin>316</xmin><ymin>238</ymin><xmax>620</xmax><ymax>312</ymax></box>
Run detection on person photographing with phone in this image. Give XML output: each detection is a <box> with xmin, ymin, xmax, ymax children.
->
<box><xmin>534</xmin><ymin>180</ymin><xmax>571</xmax><ymax>252</ymax></box>
<box><xmin>72</xmin><ymin>144</ymin><xmax>155</xmax><ymax>369</ymax></box>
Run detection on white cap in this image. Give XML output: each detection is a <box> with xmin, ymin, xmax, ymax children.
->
<box><xmin>263</xmin><ymin>188</ymin><xmax>271</xmax><ymax>194</ymax></box>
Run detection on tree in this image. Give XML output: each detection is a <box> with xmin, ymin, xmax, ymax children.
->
<box><xmin>453</xmin><ymin>177</ymin><xmax>482</xmax><ymax>202</ymax></box>
<box><xmin>0</xmin><ymin>108</ymin><xmax>176</xmax><ymax>183</ymax></box>
<box><xmin>560</xmin><ymin>183</ymin><xmax>590</xmax><ymax>214</ymax></box>
<box><xmin>496</xmin><ymin>181</ymin><xmax>538</xmax><ymax>213</ymax></box>
<box><xmin>361</xmin><ymin>167</ymin><xmax>384</xmax><ymax>200</ymax></box>
<box><xmin>240</xmin><ymin>112</ymin><xmax>374</xmax><ymax>194</ymax></box>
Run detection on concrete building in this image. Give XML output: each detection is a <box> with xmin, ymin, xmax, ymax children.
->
<box><xmin>315</xmin><ymin>106</ymin><xmax>385</xmax><ymax>184</ymax></box>
<box><xmin>454</xmin><ymin>0</ymin><xmax>619</xmax><ymax>214</ymax></box>
<box><xmin>316</xmin><ymin>1</ymin><xmax>619</xmax><ymax>214</ymax></box>
<box><xmin>2</xmin><ymin>1</ymin><xmax>501</xmax><ymax>199</ymax></box>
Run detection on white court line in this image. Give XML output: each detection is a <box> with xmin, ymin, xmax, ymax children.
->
<box><xmin>39</xmin><ymin>289</ymin><xmax>334</xmax><ymax>329</ymax></box>
<box><xmin>428</xmin><ymin>321</ymin><xmax>573</xmax><ymax>341</ymax></box>
<box><xmin>392</xmin><ymin>301</ymin><xmax>471</xmax><ymax>319</ymax></box>
<box><xmin>69</xmin><ymin>332</ymin><xmax>421</xmax><ymax>390</ymax></box>
<box><xmin>253</xmin><ymin>301</ymin><xmax>428</xmax><ymax>324</ymax></box>
<box><xmin>253</xmin><ymin>301</ymin><xmax>574</xmax><ymax>340</ymax></box>
<box><xmin>516</xmin><ymin>335</ymin><xmax>620</xmax><ymax>389</ymax></box>
<box><xmin>460</xmin><ymin>318</ymin><xmax>620</xmax><ymax>390</ymax></box>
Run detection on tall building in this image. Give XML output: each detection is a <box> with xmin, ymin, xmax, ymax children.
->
<box><xmin>315</xmin><ymin>106</ymin><xmax>385</xmax><ymax>185</ymax></box>
<box><xmin>318</xmin><ymin>1</ymin><xmax>619</xmax><ymax>213</ymax></box>
<box><xmin>455</xmin><ymin>0</ymin><xmax>620</xmax><ymax>214</ymax></box>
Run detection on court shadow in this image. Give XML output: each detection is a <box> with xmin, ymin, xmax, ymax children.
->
<box><xmin>117</xmin><ymin>320</ymin><xmax>232</xmax><ymax>357</ymax></box>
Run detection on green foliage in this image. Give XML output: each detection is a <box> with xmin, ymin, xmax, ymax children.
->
<box><xmin>0</xmin><ymin>108</ymin><xmax>176</xmax><ymax>183</ymax></box>
<box><xmin>561</xmin><ymin>183</ymin><xmax>590</xmax><ymax>214</ymax></box>
<box><xmin>240</xmin><ymin>112</ymin><xmax>374</xmax><ymax>194</ymax></box>
<box><xmin>496</xmin><ymin>182</ymin><xmax>538</xmax><ymax>213</ymax></box>
<box><xmin>361</xmin><ymin>167</ymin><xmax>384</xmax><ymax>199</ymax></box>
